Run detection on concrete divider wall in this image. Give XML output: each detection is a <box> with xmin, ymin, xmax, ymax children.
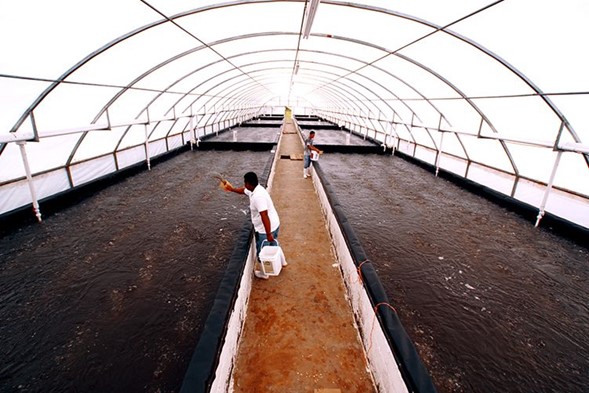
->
<box><xmin>180</xmin><ymin>138</ymin><xmax>281</xmax><ymax>393</ymax></box>
<box><xmin>310</xmin><ymin>166</ymin><xmax>410</xmax><ymax>393</ymax></box>
<box><xmin>311</xmin><ymin>159</ymin><xmax>437</xmax><ymax>393</ymax></box>
<box><xmin>208</xmin><ymin>124</ymin><xmax>283</xmax><ymax>393</ymax></box>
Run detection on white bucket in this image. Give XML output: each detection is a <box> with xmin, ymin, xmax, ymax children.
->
<box><xmin>311</xmin><ymin>150</ymin><xmax>320</xmax><ymax>161</ymax></box>
<box><xmin>259</xmin><ymin>240</ymin><xmax>285</xmax><ymax>276</ymax></box>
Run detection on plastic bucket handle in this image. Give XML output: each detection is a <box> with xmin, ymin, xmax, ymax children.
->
<box><xmin>261</xmin><ymin>239</ymin><xmax>279</xmax><ymax>248</ymax></box>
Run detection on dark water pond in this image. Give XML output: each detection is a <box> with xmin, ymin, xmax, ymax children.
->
<box><xmin>0</xmin><ymin>150</ymin><xmax>271</xmax><ymax>393</ymax></box>
<box><xmin>306</xmin><ymin>129</ymin><xmax>376</xmax><ymax>146</ymax></box>
<box><xmin>297</xmin><ymin>120</ymin><xmax>337</xmax><ymax>128</ymax></box>
<box><xmin>209</xmin><ymin>127</ymin><xmax>280</xmax><ymax>143</ymax></box>
<box><xmin>319</xmin><ymin>153</ymin><xmax>589</xmax><ymax>393</ymax></box>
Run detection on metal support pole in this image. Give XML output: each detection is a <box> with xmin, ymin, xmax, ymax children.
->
<box><xmin>189</xmin><ymin>113</ymin><xmax>194</xmax><ymax>151</ymax></box>
<box><xmin>436</xmin><ymin>132</ymin><xmax>445</xmax><ymax>177</ymax></box>
<box><xmin>17</xmin><ymin>141</ymin><xmax>42</xmax><ymax>222</ymax></box>
<box><xmin>535</xmin><ymin>150</ymin><xmax>563</xmax><ymax>227</ymax></box>
<box><xmin>144</xmin><ymin>124</ymin><xmax>151</xmax><ymax>171</ymax></box>
<box><xmin>106</xmin><ymin>108</ymin><xmax>111</xmax><ymax>129</ymax></box>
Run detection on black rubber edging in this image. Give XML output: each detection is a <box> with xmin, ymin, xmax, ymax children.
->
<box><xmin>179</xmin><ymin>149</ymin><xmax>277</xmax><ymax>392</ymax></box>
<box><xmin>179</xmin><ymin>219</ymin><xmax>252</xmax><ymax>393</ymax></box>
<box><xmin>196</xmin><ymin>141</ymin><xmax>277</xmax><ymax>151</ymax></box>
<box><xmin>241</xmin><ymin>122</ymin><xmax>283</xmax><ymax>128</ymax></box>
<box><xmin>314</xmin><ymin>144</ymin><xmax>384</xmax><ymax>155</ymax></box>
<box><xmin>314</xmin><ymin>162</ymin><xmax>438</xmax><ymax>393</ymax></box>
<box><xmin>297</xmin><ymin>123</ymin><xmax>339</xmax><ymax>130</ymax></box>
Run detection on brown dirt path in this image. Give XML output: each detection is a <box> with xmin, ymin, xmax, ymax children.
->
<box><xmin>231</xmin><ymin>120</ymin><xmax>376</xmax><ymax>392</ymax></box>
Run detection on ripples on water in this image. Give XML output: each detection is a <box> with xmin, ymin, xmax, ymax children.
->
<box><xmin>0</xmin><ymin>150</ymin><xmax>270</xmax><ymax>393</ymax></box>
<box><xmin>319</xmin><ymin>153</ymin><xmax>589</xmax><ymax>393</ymax></box>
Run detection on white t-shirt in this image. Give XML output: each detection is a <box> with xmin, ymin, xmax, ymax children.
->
<box><xmin>244</xmin><ymin>184</ymin><xmax>280</xmax><ymax>234</ymax></box>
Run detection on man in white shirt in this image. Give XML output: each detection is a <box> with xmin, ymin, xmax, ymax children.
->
<box><xmin>224</xmin><ymin>172</ymin><xmax>283</xmax><ymax>279</ymax></box>
<box><xmin>303</xmin><ymin>130</ymin><xmax>322</xmax><ymax>178</ymax></box>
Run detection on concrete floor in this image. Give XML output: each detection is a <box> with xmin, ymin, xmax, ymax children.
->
<box><xmin>231</xmin><ymin>120</ymin><xmax>376</xmax><ymax>392</ymax></box>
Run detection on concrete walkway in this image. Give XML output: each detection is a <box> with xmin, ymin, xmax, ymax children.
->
<box><xmin>231</xmin><ymin>120</ymin><xmax>376</xmax><ymax>392</ymax></box>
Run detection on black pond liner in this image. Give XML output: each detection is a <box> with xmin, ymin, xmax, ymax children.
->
<box><xmin>315</xmin><ymin>144</ymin><xmax>385</xmax><ymax>154</ymax></box>
<box><xmin>257</xmin><ymin>114</ymin><xmax>284</xmax><ymax>121</ymax></box>
<box><xmin>300</xmin><ymin>125</ymin><xmax>387</xmax><ymax>154</ymax></box>
<box><xmin>179</xmin><ymin>142</ymin><xmax>276</xmax><ymax>393</ymax></box>
<box><xmin>298</xmin><ymin>122</ymin><xmax>339</xmax><ymax>130</ymax></box>
<box><xmin>241</xmin><ymin>122</ymin><xmax>283</xmax><ymax>128</ymax></box>
<box><xmin>196</xmin><ymin>126</ymin><xmax>281</xmax><ymax>151</ymax></box>
<box><xmin>313</xmin><ymin>161</ymin><xmax>438</xmax><ymax>393</ymax></box>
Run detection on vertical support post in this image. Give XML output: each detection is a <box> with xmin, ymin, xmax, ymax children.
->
<box><xmin>144</xmin><ymin>123</ymin><xmax>151</xmax><ymax>171</ymax></box>
<box><xmin>30</xmin><ymin>111</ymin><xmax>40</xmax><ymax>142</ymax></box>
<box><xmin>535</xmin><ymin>150</ymin><xmax>563</xmax><ymax>227</ymax></box>
<box><xmin>106</xmin><ymin>108</ymin><xmax>111</xmax><ymax>129</ymax></box>
<box><xmin>435</xmin><ymin>132</ymin><xmax>445</xmax><ymax>177</ymax></box>
<box><xmin>411</xmin><ymin>113</ymin><xmax>417</xmax><ymax>157</ymax></box>
<box><xmin>435</xmin><ymin>113</ymin><xmax>444</xmax><ymax>177</ymax></box>
<box><xmin>189</xmin><ymin>109</ymin><xmax>195</xmax><ymax>151</ymax></box>
<box><xmin>17</xmin><ymin>141</ymin><xmax>42</xmax><ymax>222</ymax></box>
<box><xmin>390</xmin><ymin>113</ymin><xmax>396</xmax><ymax>156</ymax></box>
<box><xmin>216</xmin><ymin>106</ymin><xmax>220</xmax><ymax>136</ymax></box>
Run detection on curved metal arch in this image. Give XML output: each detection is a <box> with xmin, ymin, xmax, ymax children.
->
<box><xmin>296</xmin><ymin>59</ymin><xmax>413</xmax><ymax>123</ymax></box>
<box><xmin>177</xmin><ymin>68</ymin><xmax>285</xmax><ymax>116</ymax></box>
<box><xmin>135</xmin><ymin>47</ymin><xmax>292</xmax><ymax>120</ymax></box>
<box><xmin>291</xmin><ymin>67</ymin><xmax>413</xmax><ymax>139</ymax></box>
<box><xmin>84</xmin><ymin>36</ymin><xmax>445</xmax><ymax>155</ymax></box>
<box><xmin>200</xmin><ymin>80</ymin><xmax>272</xmax><ymax>119</ymax></box>
<box><xmin>295</xmin><ymin>34</ymin><xmax>504</xmax><ymax>163</ymax></box>
<box><xmin>210</xmin><ymin>59</ymin><xmax>405</xmax><ymax>138</ymax></box>
<box><xmin>189</xmin><ymin>67</ymin><xmax>364</xmax><ymax>124</ymax></box>
<box><xmin>321</xmin><ymin>0</ymin><xmax>580</xmax><ymax>144</ymax></box>
<box><xmin>76</xmin><ymin>47</ymin><xmax>297</xmax><ymax>163</ymax></box>
<box><xmin>222</xmin><ymin>59</ymin><xmax>396</xmax><ymax>121</ymax></box>
<box><xmin>206</xmin><ymin>65</ymin><xmax>380</xmax><ymax>119</ymax></box>
<box><xmin>301</xmin><ymin>31</ymin><xmax>517</xmax><ymax>174</ymax></box>
<box><xmin>285</xmin><ymin>71</ymin><xmax>371</xmax><ymax>114</ymax></box>
<box><xmin>6</xmin><ymin>0</ymin><xmax>568</xmax><ymax>142</ymax></box>
<box><xmin>8</xmin><ymin>2</ymin><xmax>292</xmax><ymax>136</ymax></box>
<box><xmin>11</xmin><ymin>0</ymin><xmax>578</xmax><ymax>171</ymax></box>
<box><xmin>212</xmin><ymin>72</ymin><xmax>355</xmax><ymax>121</ymax></box>
<box><xmin>59</xmin><ymin>26</ymin><xmax>467</xmax><ymax>165</ymax></box>
<box><xmin>126</xmin><ymin>41</ymin><xmax>430</xmax><ymax>127</ymax></box>
<box><xmin>287</xmin><ymin>79</ymin><xmax>360</xmax><ymax>119</ymax></box>
<box><xmin>294</xmin><ymin>60</ymin><xmax>436</xmax><ymax>141</ymax></box>
<box><xmin>4</xmin><ymin>2</ymin><xmax>451</xmax><ymax>147</ymax></box>
<box><xmin>193</xmin><ymin>77</ymin><xmax>282</xmax><ymax>125</ymax></box>
<box><xmin>27</xmin><ymin>25</ymin><xmax>445</xmax><ymax>162</ymax></box>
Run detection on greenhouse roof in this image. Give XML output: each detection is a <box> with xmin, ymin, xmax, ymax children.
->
<box><xmin>1</xmin><ymin>0</ymin><xmax>588</xmax><ymax>227</ymax></box>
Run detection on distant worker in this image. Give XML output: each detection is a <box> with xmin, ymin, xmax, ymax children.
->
<box><xmin>222</xmin><ymin>171</ymin><xmax>283</xmax><ymax>279</ymax></box>
<box><xmin>303</xmin><ymin>130</ymin><xmax>322</xmax><ymax>179</ymax></box>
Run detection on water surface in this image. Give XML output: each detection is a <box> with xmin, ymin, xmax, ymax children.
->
<box><xmin>0</xmin><ymin>150</ymin><xmax>271</xmax><ymax>393</ymax></box>
<box><xmin>320</xmin><ymin>153</ymin><xmax>589</xmax><ymax>393</ymax></box>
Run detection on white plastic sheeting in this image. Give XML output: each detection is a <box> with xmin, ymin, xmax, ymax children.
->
<box><xmin>0</xmin><ymin>0</ymin><xmax>587</xmax><ymax>227</ymax></box>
